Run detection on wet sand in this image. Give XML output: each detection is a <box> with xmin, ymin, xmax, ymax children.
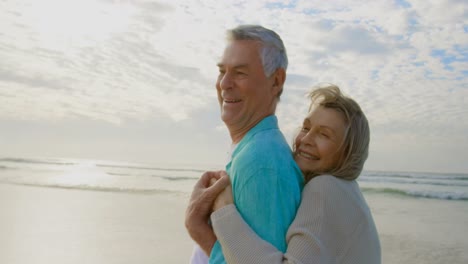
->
<box><xmin>1</xmin><ymin>183</ymin><xmax>467</xmax><ymax>263</ymax></box>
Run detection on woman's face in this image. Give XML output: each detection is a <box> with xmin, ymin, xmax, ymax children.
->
<box><xmin>294</xmin><ymin>106</ymin><xmax>347</xmax><ymax>174</ymax></box>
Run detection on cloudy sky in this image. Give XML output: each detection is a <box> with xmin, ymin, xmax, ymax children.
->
<box><xmin>1</xmin><ymin>0</ymin><xmax>467</xmax><ymax>173</ymax></box>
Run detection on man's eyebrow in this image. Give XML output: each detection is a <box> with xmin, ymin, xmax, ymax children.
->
<box><xmin>216</xmin><ymin>63</ymin><xmax>249</xmax><ymax>69</ymax></box>
<box><xmin>234</xmin><ymin>64</ymin><xmax>248</xmax><ymax>69</ymax></box>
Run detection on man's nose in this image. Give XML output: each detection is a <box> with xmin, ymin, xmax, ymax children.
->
<box><xmin>219</xmin><ymin>72</ymin><xmax>233</xmax><ymax>90</ymax></box>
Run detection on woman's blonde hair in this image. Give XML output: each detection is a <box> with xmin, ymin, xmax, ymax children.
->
<box><xmin>298</xmin><ymin>84</ymin><xmax>370</xmax><ymax>181</ymax></box>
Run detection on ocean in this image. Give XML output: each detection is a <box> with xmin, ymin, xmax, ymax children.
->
<box><xmin>1</xmin><ymin>156</ymin><xmax>467</xmax><ymax>201</ymax></box>
<box><xmin>2</xmin><ymin>156</ymin><xmax>468</xmax><ymax>264</ymax></box>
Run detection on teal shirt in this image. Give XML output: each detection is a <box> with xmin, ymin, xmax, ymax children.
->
<box><xmin>209</xmin><ymin>115</ymin><xmax>304</xmax><ymax>264</ymax></box>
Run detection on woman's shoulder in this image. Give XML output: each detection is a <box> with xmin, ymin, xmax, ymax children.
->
<box><xmin>299</xmin><ymin>175</ymin><xmax>372</xmax><ymax>224</ymax></box>
<box><xmin>303</xmin><ymin>175</ymin><xmax>363</xmax><ymax>203</ymax></box>
<box><xmin>305</xmin><ymin>174</ymin><xmax>353</xmax><ymax>190</ymax></box>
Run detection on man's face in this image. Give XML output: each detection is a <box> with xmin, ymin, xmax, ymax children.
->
<box><xmin>216</xmin><ymin>40</ymin><xmax>278</xmax><ymax>136</ymax></box>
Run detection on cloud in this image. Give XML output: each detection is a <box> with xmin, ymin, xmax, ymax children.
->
<box><xmin>317</xmin><ymin>25</ymin><xmax>390</xmax><ymax>54</ymax></box>
<box><xmin>0</xmin><ymin>0</ymin><xmax>467</xmax><ymax>172</ymax></box>
<box><xmin>0</xmin><ymin>0</ymin><xmax>223</xmax><ymax>123</ymax></box>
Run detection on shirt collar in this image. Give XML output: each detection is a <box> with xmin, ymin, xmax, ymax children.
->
<box><xmin>231</xmin><ymin>115</ymin><xmax>278</xmax><ymax>158</ymax></box>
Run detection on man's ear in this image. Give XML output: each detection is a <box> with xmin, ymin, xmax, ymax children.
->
<box><xmin>272</xmin><ymin>68</ymin><xmax>286</xmax><ymax>97</ymax></box>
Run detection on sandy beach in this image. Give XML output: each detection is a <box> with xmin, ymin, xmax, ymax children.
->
<box><xmin>366</xmin><ymin>192</ymin><xmax>468</xmax><ymax>263</ymax></box>
<box><xmin>0</xmin><ymin>183</ymin><xmax>194</xmax><ymax>264</ymax></box>
<box><xmin>1</xmin><ymin>183</ymin><xmax>467</xmax><ymax>264</ymax></box>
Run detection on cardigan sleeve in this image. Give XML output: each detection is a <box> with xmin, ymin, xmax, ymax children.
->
<box><xmin>211</xmin><ymin>176</ymin><xmax>334</xmax><ymax>264</ymax></box>
<box><xmin>210</xmin><ymin>175</ymin><xmax>371</xmax><ymax>264</ymax></box>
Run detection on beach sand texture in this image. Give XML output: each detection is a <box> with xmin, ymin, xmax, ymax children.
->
<box><xmin>1</xmin><ymin>183</ymin><xmax>467</xmax><ymax>264</ymax></box>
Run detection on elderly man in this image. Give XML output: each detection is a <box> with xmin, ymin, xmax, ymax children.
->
<box><xmin>185</xmin><ymin>25</ymin><xmax>303</xmax><ymax>264</ymax></box>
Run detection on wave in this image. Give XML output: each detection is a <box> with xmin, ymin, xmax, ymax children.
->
<box><xmin>358</xmin><ymin>177</ymin><xmax>468</xmax><ymax>187</ymax></box>
<box><xmin>160</xmin><ymin>176</ymin><xmax>198</xmax><ymax>181</ymax></box>
<box><xmin>0</xmin><ymin>158</ymin><xmax>206</xmax><ymax>176</ymax></box>
<box><xmin>363</xmin><ymin>171</ymin><xmax>468</xmax><ymax>181</ymax></box>
<box><xmin>0</xmin><ymin>180</ymin><xmax>186</xmax><ymax>195</ymax></box>
<box><xmin>97</xmin><ymin>164</ymin><xmax>206</xmax><ymax>173</ymax></box>
<box><xmin>361</xmin><ymin>187</ymin><xmax>468</xmax><ymax>201</ymax></box>
<box><xmin>0</xmin><ymin>157</ymin><xmax>75</xmax><ymax>166</ymax></box>
<box><xmin>107</xmin><ymin>172</ymin><xmax>131</xmax><ymax>177</ymax></box>
<box><xmin>105</xmin><ymin>172</ymin><xmax>198</xmax><ymax>181</ymax></box>
<box><xmin>361</xmin><ymin>171</ymin><xmax>468</xmax><ymax>181</ymax></box>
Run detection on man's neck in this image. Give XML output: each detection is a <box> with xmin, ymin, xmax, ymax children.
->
<box><xmin>227</xmin><ymin>115</ymin><xmax>272</xmax><ymax>144</ymax></box>
<box><xmin>229</xmin><ymin>130</ymin><xmax>248</xmax><ymax>144</ymax></box>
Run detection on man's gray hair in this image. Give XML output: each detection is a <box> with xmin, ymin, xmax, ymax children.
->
<box><xmin>227</xmin><ymin>25</ymin><xmax>288</xmax><ymax>77</ymax></box>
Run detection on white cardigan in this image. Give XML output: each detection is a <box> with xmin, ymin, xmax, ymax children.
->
<box><xmin>211</xmin><ymin>175</ymin><xmax>381</xmax><ymax>264</ymax></box>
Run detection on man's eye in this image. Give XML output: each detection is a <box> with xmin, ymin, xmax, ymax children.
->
<box><xmin>301</xmin><ymin>127</ymin><xmax>309</xmax><ymax>132</ymax></box>
<box><xmin>320</xmin><ymin>133</ymin><xmax>329</xmax><ymax>138</ymax></box>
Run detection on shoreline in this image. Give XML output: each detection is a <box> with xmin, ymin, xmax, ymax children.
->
<box><xmin>366</xmin><ymin>192</ymin><xmax>468</xmax><ymax>263</ymax></box>
<box><xmin>0</xmin><ymin>183</ymin><xmax>194</xmax><ymax>264</ymax></box>
<box><xmin>1</xmin><ymin>183</ymin><xmax>467</xmax><ymax>263</ymax></box>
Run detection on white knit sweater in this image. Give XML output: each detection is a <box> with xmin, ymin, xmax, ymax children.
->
<box><xmin>211</xmin><ymin>175</ymin><xmax>381</xmax><ymax>264</ymax></box>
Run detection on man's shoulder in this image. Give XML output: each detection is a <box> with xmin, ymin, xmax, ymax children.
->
<box><xmin>231</xmin><ymin>128</ymin><xmax>300</xmax><ymax>179</ymax></box>
<box><xmin>236</xmin><ymin>129</ymin><xmax>292</xmax><ymax>164</ymax></box>
<box><xmin>246</xmin><ymin>127</ymin><xmax>290</xmax><ymax>151</ymax></box>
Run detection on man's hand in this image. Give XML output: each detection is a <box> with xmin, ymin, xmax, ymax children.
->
<box><xmin>185</xmin><ymin>170</ymin><xmax>230</xmax><ymax>256</ymax></box>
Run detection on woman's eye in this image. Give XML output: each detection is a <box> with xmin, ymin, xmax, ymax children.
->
<box><xmin>301</xmin><ymin>127</ymin><xmax>309</xmax><ymax>132</ymax></box>
<box><xmin>321</xmin><ymin>133</ymin><xmax>329</xmax><ymax>138</ymax></box>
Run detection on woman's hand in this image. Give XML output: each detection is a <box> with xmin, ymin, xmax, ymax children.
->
<box><xmin>185</xmin><ymin>170</ymin><xmax>230</xmax><ymax>255</ymax></box>
<box><xmin>209</xmin><ymin>171</ymin><xmax>234</xmax><ymax>211</ymax></box>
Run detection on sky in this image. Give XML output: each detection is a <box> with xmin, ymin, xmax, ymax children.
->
<box><xmin>0</xmin><ymin>0</ymin><xmax>467</xmax><ymax>173</ymax></box>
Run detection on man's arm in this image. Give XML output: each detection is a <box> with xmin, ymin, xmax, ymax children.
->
<box><xmin>185</xmin><ymin>171</ymin><xmax>230</xmax><ymax>255</ymax></box>
<box><xmin>233</xmin><ymin>166</ymin><xmax>301</xmax><ymax>252</ymax></box>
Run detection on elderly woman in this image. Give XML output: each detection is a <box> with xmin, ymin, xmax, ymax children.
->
<box><xmin>187</xmin><ymin>84</ymin><xmax>381</xmax><ymax>264</ymax></box>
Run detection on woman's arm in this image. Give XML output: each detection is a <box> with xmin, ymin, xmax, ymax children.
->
<box><xmin>211</xmin><ymin>176</ymin><xmax>357</xmax><ymax>264</ymax></box>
